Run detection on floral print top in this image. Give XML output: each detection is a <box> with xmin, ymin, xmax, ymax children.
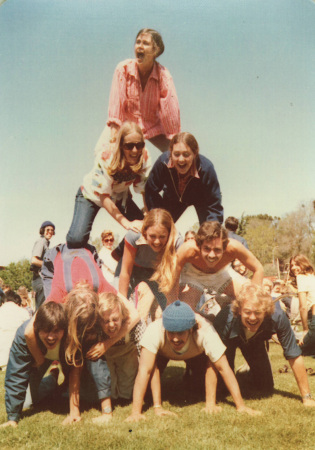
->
<box><xmin>82</xmin><ymin>146</ymin><xmax>151</xmax><ymax>207</ymax></box>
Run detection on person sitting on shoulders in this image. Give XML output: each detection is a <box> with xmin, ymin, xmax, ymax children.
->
<box><xmin>94</xmin><ymin>28</ymin><xmax>180</xmax><ymax>154</ymax></box>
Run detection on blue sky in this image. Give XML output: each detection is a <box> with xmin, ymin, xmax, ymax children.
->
<box><xmin>1</xmin><ymin>0</ymin><xmax>315</xmax><ymax>265</ymax></box>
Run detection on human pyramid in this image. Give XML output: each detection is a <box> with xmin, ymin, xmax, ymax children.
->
<box><xmin>2</xmin><ymin>28</ymin><xmax>315</xmax><ymax>428</ymax></box>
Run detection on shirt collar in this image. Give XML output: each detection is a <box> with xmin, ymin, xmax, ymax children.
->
<box><xmin>130</xmin><ymin>60</ymin><xmax>159</xmax><ymax>82</ymax></box>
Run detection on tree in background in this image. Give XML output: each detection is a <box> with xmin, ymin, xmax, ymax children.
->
<box><xmin>275</xmin><ymin>203</ymin><xmax>315</xmax><ymax>264</ymax></box>
<box><xmin>1</xmin><ymin>259</ymin><xmax>32</xmax><ymax>291</ymax></box>
<box><xmin>241</xmin><ymin>215</ymin><xmax>278</xmax><ymax>266</ymax></box>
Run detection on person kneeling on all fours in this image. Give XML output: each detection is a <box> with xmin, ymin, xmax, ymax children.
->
<box><xmin>126</xmin><ymin>300</ymin><xmax>261</xmax><ymax>422</ymax></box>
<box><xmin>213</xmin><ymin>283</ymin><xmax>315</xmax><ymax>407</ymax></box>
<box><xmin>1</xmin><ymin>303</ymin><xmax>68</xmax><ymax>428</ymax></box>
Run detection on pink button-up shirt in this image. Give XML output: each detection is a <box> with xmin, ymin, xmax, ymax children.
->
<box><xmin>107</xmin><ymin>59</ymin><xmax>180</xmax><ymax>140</ymax></box>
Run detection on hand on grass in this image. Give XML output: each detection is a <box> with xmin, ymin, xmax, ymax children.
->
<box><xmin>154</xmin><ymin>407</ymin><xmax>178</xmax><ymax>418</ymax></box>
<box><xmin>62</xmin><ymin>415</ymin><xmax>82</xmax><ymax>425</ymax></box>
<box><xmin>125</xmin><ymin>413</ymin><xmax>146</xmax><ymax>423</ymax></box>
<box><xmin>202</xmin><ymin>404</ymin><xmax>222</xmax><ymax>414</ymax></box>
<box><xmin>236</xmin><ymin>405</ymin><xmax>262</xmax><ymax>416</ymax></box>
<box><xmin>0</xmin><ymin>420</ymin><xmax>18</xmax><ymax>428</ymax></box>
<box><xmin>302</xmin><ymin>398</ymin><xmax>315</xmax><ymax>408</ymax></box>
<box><xmin>92</xmin><ymin>413</ymin><xmax>113</xmax><ymax>424</ymax></box>
<box><xmin>86</xmin><ymin>342</ymin><xmax>106</xmax><ymax>360</ymax></box>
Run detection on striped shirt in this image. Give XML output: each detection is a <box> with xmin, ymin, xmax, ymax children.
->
<box><xmin>107</xmin><ymin>59</ymin><xmax>180</xmax><ymax>140</ymax></box>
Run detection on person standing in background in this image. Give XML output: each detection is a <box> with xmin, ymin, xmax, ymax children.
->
<box><xmin>31</xmin><ymin>221</ymin><xmax>55</xmax><ymax>310</ymax></box>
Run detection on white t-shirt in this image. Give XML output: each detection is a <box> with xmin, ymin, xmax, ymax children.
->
<box><xmin>297</xmin><ymin>274</ymin><xmax>315</xmax><ymax>310</ymax></box>
<box><xmin>99</xmin><ymin>246</ymin><xmax>117</xmax><ymax>284</ymax></box>
<box><xmin>140</xmin><ymin>317</ymin><xmax>226</xmax><ymax>363</ymax></box>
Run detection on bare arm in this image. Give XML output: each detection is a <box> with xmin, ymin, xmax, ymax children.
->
<box><xmin>125</xmin><ymin>348</ymin><xmax>157</xmax><ymax>422</ymax></box>
<box><xmin>168</xmin><ymin>241</ymin><xmax>196</xmax><ymax>302</ymax></box>
<box><xmin>31</xmin><ymin>256</ymin><xmax>43</xmax><ymax>268</ymax></box>
<box><xmin>100</xmin><ymin>194</ymin><xmax>143</xmax><ymax>233</ymax></box>
<box><xmin>203</xmin><ymin>360</ymin><xmax>222</xmax><ymax>414</ymax></box>
<box><xmin>62</xmin><ymin>367</ymin><xmax>82</xmax><ymax>425</ymax></box>
<box><xmin>232</xmin><ymin>241</ymin><xmax>264</xmax><ymax>286</ymax></box>
<box><xmin>214</xmin><ymin>354</ymin><xmax>261</xmax><ymax>415</ymax></box>
<box><xmin>298</xmin><ymin>292</ymin><xmax>309</xmax><ymax>333</ymax></box>
<box><xmin>25</xmin><ymin>315</ymin><xmax>45</xmax><ymax>366</ymax></box>
<box><xmin>150</xmin><ymin>365</ymin><xmax>177</xmax><ymax>418</ymax></box>
<box><xmin>118</xmin><ymin>242</ymin><xmax>137</xmax><ymax>298</ymax></box>
<box><xmin>289</xmin><ymin>356</ymin><xmax>315</xmax><ymax>407</ymax></box>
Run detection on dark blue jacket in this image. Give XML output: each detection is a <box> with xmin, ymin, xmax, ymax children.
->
<box><xmin>213</xmin><ymin>304</ymin><xmax>301</xmax><ymax>361</ymax></box>
<box><xmin>145</xmin><ymin>152</ymin><xmax>223</xmax><ymax>224</ymax></box>
<box><xmin>5</xmin><ymin>320</ymin><xmax>67</xmax><ymax>422</ymax></box>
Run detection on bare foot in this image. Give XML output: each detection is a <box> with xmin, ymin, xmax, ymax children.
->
<box><xmin>92</xmin><ymin>413</ymin><xmax>113</xmax><ymax>425</ymax></box>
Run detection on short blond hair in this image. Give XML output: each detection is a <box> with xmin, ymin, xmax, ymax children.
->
<box><xmin>98</xmin><ymin>292</ymin><xmax>129</xmax><ymax>323</ymax></box>
<box><xmin>232</xmin><ymin>283</ymin><xmax>274</xmax><ymax>317</ymax></box>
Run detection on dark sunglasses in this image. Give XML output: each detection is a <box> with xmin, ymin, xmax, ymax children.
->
<box><xmin>123</xmin><ymin>142</ymin><xmax>145</xmax><ymax>151</ymax></box>
<box><xmin>104</xmin><ymin>238</ymin><xmax>114</xmax><ymax>243</ymax></box>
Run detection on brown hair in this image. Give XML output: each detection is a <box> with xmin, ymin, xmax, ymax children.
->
<box><xmin>195</xmin><ymin>222</ymin><xmax>228</xmax><ymax>251</ymax></box>
<box><xmin>34</xmin><ymin>302</ymin><xmax>67</xmax><ymax>338</ymax></box>
<box><xmin>290</xmin><ymin>254</ymin><xmax>314</xmax><ymax>277</ymax></box>
<box><xmin>170</xmin><ymin>132</ymin><xmax>199</xmax><ymax>157</ymax></box>
<box><xmin>101</xmin><ymin>230</ymin><xmax>114</xmax><ymax>242</ymax></box>
<box><xmin>136</xmin><ymin>28</ymin><xmax>164</xmax><ymax>57</ymax></box>
<box><xmin>224</xmin><ymin>216</ymin><xmax>239</xmax><ymax>232</ymax></box>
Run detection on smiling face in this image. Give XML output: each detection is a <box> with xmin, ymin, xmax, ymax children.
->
<box><xmin>102</xmin><ymin>235</ymin><xmax>114</xmax><ymax>250</ymax></box>
<box><xmin>44</xmin><ymin>226</ymin><xmax>54</xmax><ymax>241</ymax></box>
<box><xmin>134</xmin><ymin>32</ymin><xmax>156</xmax><ymax>68</ymax></box>
<box><xmin>101</xmin><ymin>306</ymin><xmax>123</xmax><ymax>338</ymax></box>
<box><xmin>166</xmin><ymin>330</ymin><xmax>190</xmax><ymax>352</ymax></box>
<box><xmin>290</xmin><ymin>259</ymin><xmax>301</xmax><ymax>277</ymax></box>
<box><xmin>144</xmin><ymin>224</ymin><xmax>169</xmax><ymax>253</ymax></box>
<box><xmin>240</xmin><ymin>299</ymin><xmax>266</xmax><ymax>334</ymax></box>
<box><xmin>171</xmin><ymin>143</ymin><xmax>195</xmax><ymax>176</ymax></box>
<box><xmin>122</xmin><ymin>131</ymin><xmax>144</xmax><ymax>166</ymax></box>
<box><xmin>200</xmin><ymin>238</ymin><xmax>224</xmax><ymax>268</ymax></box>
<box><xmin>38</xmin><ymin>326</ymin><xmax>64</xmax><ymax>350</ymax></box>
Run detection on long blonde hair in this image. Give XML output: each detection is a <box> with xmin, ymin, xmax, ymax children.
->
<box><xmin>107</xmin><ymin>121</ymin><xmax>146</xmax><ymax>176</ymax></box>
<box><xmin>64</xmin><ymin>285</ymin><xmax>99</xmax><ymax>367</ymax></box>
<box><xmin>142</xmin><ymin>209</ymin><xmax>177</xmax><ymax>294</ymax></box>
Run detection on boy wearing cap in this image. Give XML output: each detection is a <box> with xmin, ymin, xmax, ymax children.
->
<box><xmin>31</xmin><ymin>221</ymin><xmax>55</xmax><ymax>310</ymax></box>
<box><xmin>126</xmin><ymin>301</ymin><xmax>260</xmax><ymax>422</ymax></box>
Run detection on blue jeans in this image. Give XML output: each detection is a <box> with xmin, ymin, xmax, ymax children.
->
<box><xmin>84</xmin><ymin>358</ymin><xmax>111</xmax><ymax>401</ymax></box>
<box><xmin>32</xmin><ymin>276</ymin><xmax>45</xmax><ymax>310</ymax></box>
<box><xmin>67</xmin><ymin>188</ymin><xmax>100</xmax><ymax>249</ymax></box>
<box><xmin>67</xmin><ymin>188</ymin><xmax>144</xmax><ymax>249</ymax></box>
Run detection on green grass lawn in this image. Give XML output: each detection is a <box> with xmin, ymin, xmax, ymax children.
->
<box><xmin>1</xmin><ymin>344</ymin><xmax>315</xmax><ymax>449</ymax></box>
